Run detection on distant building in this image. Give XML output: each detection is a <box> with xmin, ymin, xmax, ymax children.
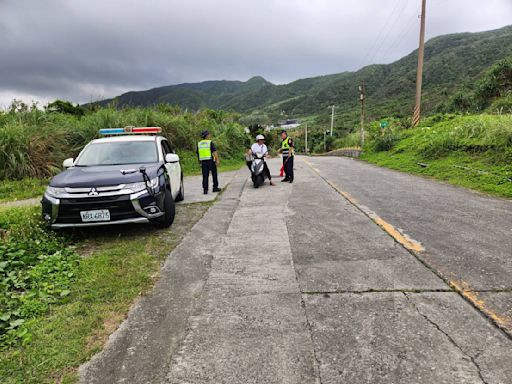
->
<box><xmin>278</xmin><ymin>119</ymin><xmax>301</xmax><ymax>130</ymax></box>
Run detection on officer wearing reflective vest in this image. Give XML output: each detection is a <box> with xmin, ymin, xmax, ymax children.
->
<box><xmin>197</xmin><ymin>130</ymin><xmax>221</xmax><ymax>194</ymax></box>
<box><xmin>279</xmin><ymin>129</ymin><xmax>294</xmax><ymax>183</ymax></box>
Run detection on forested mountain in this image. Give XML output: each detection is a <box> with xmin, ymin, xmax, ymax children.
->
<box><xmin>91</xmin><ymin>25</ymin><xmax>512</xmax><ymax>125</ymax></box>
<box><xmin>94</xmin><ymin>76</ymin><xmax>272</xmax><ymax>111</ymax></box>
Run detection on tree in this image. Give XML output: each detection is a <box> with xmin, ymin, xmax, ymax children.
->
<box><xmin>46</xmin><ymin>100</ymin><xmax>84</xmax><ymax>116</ymax></box>
<box><xmin>475</xmin><ymin>57</ymin><xmax>512</xmax><ymax>106</ymax></box>
<box><xmin>9</xmin><ymin>99</ymin><xmax>29</xmax><ymax>113</ymax></box>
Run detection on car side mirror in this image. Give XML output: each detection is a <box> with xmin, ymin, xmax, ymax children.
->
<box><xmin>165</xmin><ymin>153</ymin><xmax>180</xmax><ymax>163</ymax></box>
<box><xmin>62</xmin><ymin>158</ymin><xmax>74</xmax><ymax>168</ymax></box>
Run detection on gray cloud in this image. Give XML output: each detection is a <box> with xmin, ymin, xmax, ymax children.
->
<box><xmin>1</xmin><ymin>0</ymin><xmax>511</xmax><ymax>106</ymax></box>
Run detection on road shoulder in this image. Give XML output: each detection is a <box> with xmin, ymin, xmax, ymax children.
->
<box><xmin>79</xmin><ymin>169</ymin><xmax>247</xmax><ymax>384</ymax></box>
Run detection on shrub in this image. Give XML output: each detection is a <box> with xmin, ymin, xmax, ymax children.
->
<box><xmin>372</xmin><ymin>129</ymin><xmax>401</xmax><ymax>151</ymax></box>
<box><xmin>407</xmin><ymin>115</ymin><xmax>512</xmax><ymax>160</ymax></box>
<box><xmin>489</xmin><ymin>94</ymin><xmax>512</xmax><ymax>114</ymax></box>
<box><xmin>366</xmin><ymin>119</ymin><xmax>403</xmax><ymax>152</ymax></box>
<box><xmin>333</xmin><ymin>132</ymin><xmax>361</xmax><ymax>148</ymax></box>
<box><xmin>0</xmin><ymin>207</ymin><xmax>79</xmax><ymax>348</ymax></box>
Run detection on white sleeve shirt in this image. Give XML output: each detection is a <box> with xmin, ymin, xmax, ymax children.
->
<box><xmin>251</xmin><ymin>143</ymin><xmax>268</xmax><ymax>156</ymax></box>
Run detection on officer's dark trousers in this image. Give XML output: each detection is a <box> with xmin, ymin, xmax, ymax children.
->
<box><xmin>201</xmin><ymin>159</ymin><xmax>218</xmax><ymax>192</ymax></box>
<box><xmin>283</xmin><ymin>156</ymin><xmax>294</xmax><ymax>181</ymax></box>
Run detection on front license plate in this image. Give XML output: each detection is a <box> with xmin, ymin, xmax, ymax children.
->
<box><xmin>80</xmin><ymin>209</ymin><xmax>111</xmax><ymax>222</ymax></box>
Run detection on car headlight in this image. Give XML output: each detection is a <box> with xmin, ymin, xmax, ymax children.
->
<box><xmin>45</xmin><ymin>186</ymin><xmax>66</xmax><ymax>198</ymax></box>
<box><xmin>125</xmin><ymin>177</ymin><xmax>159</xmax><ymax>193</ymax></box>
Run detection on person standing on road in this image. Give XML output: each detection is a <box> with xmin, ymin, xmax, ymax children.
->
<box><xmin>197</xmin><ymin>130</ymin><xmax>221</xmax><ymax>194</ymax></box>
<box><xmin>278</xmin><ymin>130</ymin><xmax>294</xmax><ymax>183</ymax></box>
<box><xmin>248</xmin><ymin>134</ymin><xmax>274</xmax><ymax>186</ymax></box>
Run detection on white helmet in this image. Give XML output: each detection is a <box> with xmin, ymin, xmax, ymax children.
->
<box><xmin>256</xmin><ymin>134</ymin><xmax>265</xmax><ymax>141</ymax></box>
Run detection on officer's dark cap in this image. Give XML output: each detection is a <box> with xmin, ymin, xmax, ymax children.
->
<box><xmin>201</xmin><ymin>130</ymin><xmax>210</xmax><ymax>138</ymax></box>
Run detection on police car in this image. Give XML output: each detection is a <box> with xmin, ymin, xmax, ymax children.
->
<box><xmin>41</xmin><ymin>127</ymin><xmax>184</xmax><ymax>229</ymax></box>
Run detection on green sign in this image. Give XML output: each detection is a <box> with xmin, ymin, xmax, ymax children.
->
<box><xmin>380</xmin><ymin>121</ymin><xmax>389</xmax><ymax>128</ymax></box>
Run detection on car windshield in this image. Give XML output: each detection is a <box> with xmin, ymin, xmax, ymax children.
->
<box><xmin>75</xmin><ymin>141</ymin><xmax>158</xmax><ymax>166</ymax></box>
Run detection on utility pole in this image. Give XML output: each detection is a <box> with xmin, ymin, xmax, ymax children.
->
<box><xmin>359</xmin><ymin>82</ymin><xmax>365</xmax><ymax>147</ymax></box>
<box><xmin>413</xmin><ymin>0</ymin><xmax>427</xmax><ymax>127</ymax></box>
<box><xmin>304</xmin><ymin>123</ymin><xmax>308</xmax><ymax>154</ymax></box>
<box><xmin>329</xmin><ymin>105</ymin><xmax>335</xmax><ymax>136</ymax></box>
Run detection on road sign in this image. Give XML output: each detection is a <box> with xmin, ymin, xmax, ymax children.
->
<box><xmin>380</xmin><ymin>121</ymin><xmax>389</xmax><ymax>128</ymax></box>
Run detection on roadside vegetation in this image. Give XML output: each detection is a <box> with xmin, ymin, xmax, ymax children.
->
<box><xmin>0</xmin><ymin>102</ymin><xmax>247</xmax><ymax>184</ymax></box>
<box><xmin>360</xmin><ymin>114</ymin><xmax>512</xmax><ymax>198</ymax></box>
<box><xmin>0</xmin><ymin>178</ymin><xmax>48</xmax><ymax>203</ymax></box>
<box><xmin>0</xmin><ymin>202</ymin><xmax>211</xmax><ymax>383</ymax></box>
<box><xmin>0</xmin><ymin>103</ymin><xmax>248</xmax><ymax>202</ymax></box>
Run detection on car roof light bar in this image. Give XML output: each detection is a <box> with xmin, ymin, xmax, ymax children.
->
<box><xmin>99</xmin><ymin>127</ymin><xmax>162</xmax><ymax>135</ymax></box>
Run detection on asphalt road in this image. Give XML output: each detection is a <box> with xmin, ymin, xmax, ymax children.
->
<box><xmin>80</xmin><ymin>157</ymin><xmax>512</xmax><ymax>384</ymax></box>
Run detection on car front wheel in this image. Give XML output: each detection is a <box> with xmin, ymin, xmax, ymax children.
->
<box><xmin>154</xmin><ymin>188</ymin><xmax>175</xmax><ymax>228</ymax></box>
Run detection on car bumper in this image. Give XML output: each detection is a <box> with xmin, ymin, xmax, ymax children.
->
<box><xmin>50</xmin><ymin>217</ymin><xmax>150</xmax><ymax>229</ymax></box>
<box><xmin>42</xmin><ymin>189</ymin><xmax>165</xmax><ymax>229</ymax></box>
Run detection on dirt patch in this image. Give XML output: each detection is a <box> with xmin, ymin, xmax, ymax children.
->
<box><xmin>85</xmin><ymin>311</ymin><xmax>126</xmax><ymax>353</ymax></box>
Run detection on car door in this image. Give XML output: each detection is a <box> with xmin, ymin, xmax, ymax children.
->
<box><xmin>161</xmin><ymin>139</ymin><xmax>180</xmax><ymax>198</ymax></box>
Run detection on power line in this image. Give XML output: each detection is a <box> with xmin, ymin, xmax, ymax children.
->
<box><xmin>362</xmin><ymin>0</ymin><xmax>403</xmax><ymax>65</ymax></box>
<box><xmin>371</xmin><ymin>0</ymin><xmax>410</xmax><ymax>64</ymax></box>
<box><xmin>384</xmin><ymin>5</ymin><xmax>420</xmax><ymax>62</ymax></box>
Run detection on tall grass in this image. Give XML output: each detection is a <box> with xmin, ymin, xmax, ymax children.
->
<box><xmin>408</xmin><ymin>115</ymin><xmax>512</xmax><ymax>160</ymax></box>
<box><xmin>333</xmin><ymin>132</ymin><xmax>362</xmax><ymax>149</ymax></box>
<box><xmin>360</xmin><ymin>114</ymin><xmax>512</xmax><ymax>161</ymax></box>
<box><xmin>359</xmin><ymin>114</ymin><xmax>512</xmax><ymax>198</ymax></box>
<box><xmin>0</xmin><ymin>106</ymin><xmax>249</xmax><ymax>180</ymax></box>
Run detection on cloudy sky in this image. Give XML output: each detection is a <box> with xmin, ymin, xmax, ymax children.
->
<box><xmin>1</xmin><ymin>0</ymin><xmax>511</xmax><ymax>107</ymax></box>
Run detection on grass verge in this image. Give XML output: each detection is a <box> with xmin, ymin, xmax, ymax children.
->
<box><xmin>0</xmin><ymin>202</ymin><xmax>211</xmax><ymax>383</ymax></box>
<box><xmin>180</xmin><ymin>155</ymin><xmax>245</xmax><ymax>176</ymax></box>
<box><xmin>361</xmin><ymin>149</ymin><xmax>512</xmax><ymax>199</ymax></box>
<box><xmin>360</xmin><ymin>114</ymin><xmax>512</xmax><ymax>199</ymax></box>
<box><xmin>0</xmin><ymin>178</ymin><xmax>48</xmax><ymax>203</ymax></box>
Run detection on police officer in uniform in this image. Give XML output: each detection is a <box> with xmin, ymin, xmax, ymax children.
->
<box><xmin>279</xmin><ymin>129</ymin><xmax>294</xmax><ymax>183</ymax></box>
<box><xmin>197</xmin><ymin>130</ymin><xmax>221</xmax><ymax>194</ymax></box>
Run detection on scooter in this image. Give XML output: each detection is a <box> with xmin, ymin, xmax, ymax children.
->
<box><xmin>250</xmin><ymin>152</ymin><xmax>268</xmax><ymax>188</ymax></box>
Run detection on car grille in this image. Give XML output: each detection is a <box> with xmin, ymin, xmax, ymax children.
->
<box><xmin>56</xmin><ymin>195</ymin><xmax>140</xmax><ymax>224</ymax></box>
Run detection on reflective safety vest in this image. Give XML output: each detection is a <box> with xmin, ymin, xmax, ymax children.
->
<box><xmin>198</xmin><ymin>140</ymin><xmax>213</xmax><ymax>160</ymax></box>
<box><xmin>281</xmin><ymin>138</ymin><xmax>293</xmax><ymax>157</ymax></box>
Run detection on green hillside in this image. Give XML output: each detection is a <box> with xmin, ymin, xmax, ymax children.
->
<box><xmin>90</xmin><ymin>25</ymin><xmax>512</xmax><ymax>126</ymax></box>
<box><xmin>94</xmin><ymin>76</ymin><xmax>272</xmax><ymax>110</ymax></box>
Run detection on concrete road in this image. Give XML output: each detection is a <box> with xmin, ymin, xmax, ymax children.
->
<box><xmin>180</xmin><ymin>171</ymin><xmax>238</xmax><ymax>204</ymax></box>
<box><xmin>303</xmin><ymin>156</ymin><xmax>512</xmax><ymax>335</ymax></box>
<box><xmin>80</xmin><ymin>157</ymin><xmax>512</xmax><ymax>384</ymax></box>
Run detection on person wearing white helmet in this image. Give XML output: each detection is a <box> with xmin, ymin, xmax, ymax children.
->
<box><xmin>248</xmin><ymin>134</ymin><xmax>274</xmax><ymax>185</ymax></box>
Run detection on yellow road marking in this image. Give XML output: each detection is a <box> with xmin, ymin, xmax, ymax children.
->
<box><xmin>302</xmin><ymin>158</ymin><xmax>424</xmax><ymax>252</ymax></box>
<box><xmin>450</xmin><ymin>280</ymin><xmax>512</xmax><ymax>331</ymax></box>
<box><xmin>303</xmin><ymin>157</ymin><xmax>512</xmax><ymax>335</ymax></box>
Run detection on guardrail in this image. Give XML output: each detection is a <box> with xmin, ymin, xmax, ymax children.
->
<box><xmin>319</xmin><ymin>147</ymin><xmax>363</xmax><ymax>158</ymax></box>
